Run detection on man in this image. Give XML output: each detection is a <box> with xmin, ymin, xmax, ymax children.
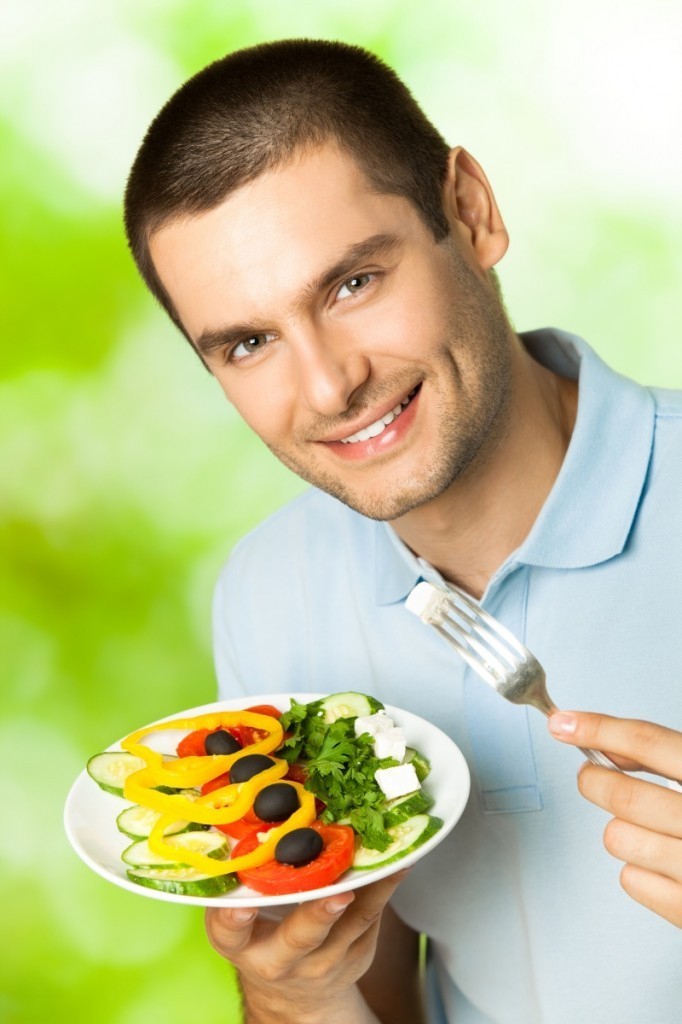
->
<box><xmin>124</xmin><ymin>39</ymin><xmax>682</xmax><ymax>1024</ymax></box>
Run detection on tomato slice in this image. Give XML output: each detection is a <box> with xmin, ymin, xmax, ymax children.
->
<box><xmin>200</xmin><ymin>769</ymin><xmax>270</xmax><ymax>839</ymax></box>
<box><xmin>227</xmin><ymin>724</ymin><xmax>263</xmax><ymax>747</ymax></box>
<box><xmin>200</xmin><ymin>772</ymin><xmax>231</xmax><ymax>795</ymax></box>
<box><xmin>284</xmin><ymin>762</ymin><xmax>308</xmax><ymax>784</ymax></box>
<box><xmin>233</xmin><ymin>821</ymin><xmax>355</xmax><ymax>895</ymax></box>
<box><xmin>215</xmin><ymin>809</ymin><xmax>273</xmax><ymax>841</ymax></box>
<box><xmin>176</xmin><ymin>728</ymin><xmax>211</xmax><ymax>758</ymax></box>
<box><xmin>177</xmin><ymin>723</ymin><xmax>270</xmax><ymax>758</ymax></box>
<box><xmin>245</xmin><ymin>704</ymin><xmax>282</xmax><ymax>718</ymax></box>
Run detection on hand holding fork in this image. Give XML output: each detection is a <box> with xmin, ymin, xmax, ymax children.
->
<box><xmin>406</xmin><ymin>581</ymin><xmax>682</xmax><ymax>928</ymax></box>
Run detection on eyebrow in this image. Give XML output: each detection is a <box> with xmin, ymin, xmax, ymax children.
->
<box><xmin>194</xmin><ymin>231</ymin><xmax>403</xmax><ymax>358</ymax></box>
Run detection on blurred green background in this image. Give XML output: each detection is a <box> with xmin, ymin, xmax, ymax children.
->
<box><xmin>3</xmin><ymin>1</ymin><xmax>681</xmax><ymax>1020</ymax></box>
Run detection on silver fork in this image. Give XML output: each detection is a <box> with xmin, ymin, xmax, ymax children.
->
<box><xmin>405</xmin><ymin>580</ymin><xmax>622</xmax><ymax>771</ymax></box>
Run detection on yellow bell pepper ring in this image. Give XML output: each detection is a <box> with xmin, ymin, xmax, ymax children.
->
<box><xmin>121</xmin><ymin>709</ymin><xmax>285</xmax><ymax>796</ymax></box>
<box><xmin>195</xmin><ymin>759</ymin><xmax>288</xmax><ymax>807</ymax></box>
<box><xmin>124</xmin><ymin>758</ymin><xmax>289</xmax><ymax>825</ymax></box>
<box><xmin>121</xmin><ymin>710</ymin><xmax>284</xmax><ymax>763</ymax></box>
<box><xmin>128</xmin><ymin>753</ymin><xmax>236</xmax><ymax>790</ymax></box>
<box><xmin>147</xmin><ymin>782</ymin><xmax>317</xmax><ymax>876</ymax></box>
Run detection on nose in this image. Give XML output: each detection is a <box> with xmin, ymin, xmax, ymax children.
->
<box><xmin>294</xmin><ymin>325</ymin><xmax>370</xmax><ymax>417</ymax></box>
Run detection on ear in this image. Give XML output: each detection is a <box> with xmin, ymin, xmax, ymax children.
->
<box><xmin>442</xmin><ymin>147</ymin><xmax>509</xmax><ymax>270</ymax></box>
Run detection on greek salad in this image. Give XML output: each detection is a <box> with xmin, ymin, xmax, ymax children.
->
<box><xmin>86</xmin><ymin>691</ymin><xmax>443</xmax><ymax>898</ymax></box>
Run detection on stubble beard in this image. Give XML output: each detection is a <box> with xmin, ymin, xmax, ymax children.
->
<box><xmin>265</xmin><ymin>259</ymin><xmax>514</xmax><ymax>521</ymax></box>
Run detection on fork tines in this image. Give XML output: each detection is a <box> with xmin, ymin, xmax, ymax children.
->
<box><xmin>405</xmin><ymin>580</ymin><xmax>524</xmax><ymax>689</ymax></box>
<box><xmin>406</xmin><ymin>582</ymin><xmax>624</xmax><ymax>773</ymax></box>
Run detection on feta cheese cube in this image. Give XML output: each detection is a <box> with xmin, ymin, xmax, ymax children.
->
<box><xmin>374</xmin><ymin>763</ymin><xmax>420</xmax><ymax>800</ymax></box>
<box><xmin>373</xmin><ymin>727</ymin><xmax>407</xmax><ymax>762</ymax></box>
<box><xmin>354</xmin><ymin>710</ymin><xmax>394</xmax><ymax>739</ymax></box>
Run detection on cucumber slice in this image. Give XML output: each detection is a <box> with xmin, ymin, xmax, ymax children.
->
<box><xmin>87</xmin><ymin>752</ymin><xmax>147</xmax><ymax>797</ymax></box>
<box><xmin>382</xmin><ymin>789</ymin><xmax>434</xmax><ymax>828</ymax></box>
<box><xmin>116</xmin><ymin>792</ymin><xmax>207</xmax><ymax>840</ymax></box>
<box><xmin>121</xmin><ymin>830</ymin><xmax>228</xmax><ymax>868</ymax></box>
<box><xmin>127</xmin><ymin>865</ymin><xmax>240</xmax><ymax>897</ymax></box>
<box><xmin>320</xmin><ymin>691</ymin><xmax>384</xmax><ymax>723</ymax></box>
<box><xmin>403</xmin><ymin>747</ymin><xmax>431</xmax><ymax>783</ymax></box>
<box><xmin>353</xmin><ymin>814</ymin><xmax>443</xmax><ymax>870</ymax></box>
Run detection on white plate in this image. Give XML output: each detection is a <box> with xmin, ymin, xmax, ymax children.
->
<box><xmin>64</xmin><ymin>693</ymin><xmax>470</xmax><ymax>908</ymax></box>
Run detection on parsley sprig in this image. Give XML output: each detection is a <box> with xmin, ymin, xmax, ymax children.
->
<box><xmin>279</xmin><ymin>699</ymin><xmax>398</xmax><ymax>851</ymax></box>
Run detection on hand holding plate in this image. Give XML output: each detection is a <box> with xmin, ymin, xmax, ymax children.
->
<box><xmin>205</xmin><ymin>872</ymin><xmax>408</xmax><ymax>1023</ymax></box>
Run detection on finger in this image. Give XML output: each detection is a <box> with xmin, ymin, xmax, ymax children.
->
<box><xmin>205</xmin><ymin>905</ymin><xmax>259</xmax><ymax>959</ymax></box>
<box><xmin>548</xmin><ymin>712</ymin><xmax>641</xmax><ymax>770</ymax></box>
<box><xmin>270</xmin><ymin>890</ymin><xmax>356</xmax><ymax>969</ymax></box>
<box><xmin>619</xmin><ymin>863</ymin><xmax>682</xmax><ymax>928</ymax></box>
<box><xmin>272</xmin><ymin>869</ymin><xmax>409</xmax><ymax>970</ymax></box>
<box><xmin>548</xmin><ymin>712</ymin><xmax>682</xmax><ymax>779</ymax></box>
<box><xmin>323</xmin><ymin>869</ymin><xmax>411</xmax><ymax>949</ymax></box>
<box><xmin>283</xmin><ymin>871</ymin><xmax>412</xmax><ymax>985</ymax></box>
<box><xmin>578</xmin><ymin>763</ymin><xmax>682</xmax><ymax>838</ymax></box>
<box><xmin>604</xmin><ymin>818</ymin><xmax>682</xmax><ymax>883</ymax></box>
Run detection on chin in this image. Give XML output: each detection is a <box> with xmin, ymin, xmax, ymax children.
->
<box><xmin>266</xmin><ymin>439</ymin><xmax>466</xmax><ymax>521</ymax></box>
<box><xmin>313</xmin><ymin>468</ymin><xmax>456</xmax><ymax>522</ymax></box>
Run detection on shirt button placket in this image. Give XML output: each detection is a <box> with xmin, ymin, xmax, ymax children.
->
<box><xmin>463</xmin><ymin>566</ymin><xmax>543</xmax><ymax>814</ymax></box>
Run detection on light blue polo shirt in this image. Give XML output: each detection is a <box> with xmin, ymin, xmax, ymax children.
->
<box><xmin>212</xmin><ymin>329</ymin><xmax>682</xmax><ymax>1024</ymax></box>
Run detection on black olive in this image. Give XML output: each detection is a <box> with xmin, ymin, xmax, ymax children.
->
<box><xmin>253</xmin><ymin>782</ymin><xmax>300</xmax><ymax>822</ymax></box>
<box><xmin>275</xmin><ymin>827</ymin><xmax>324</xmax><ymax>867</ymax></box>
<box><xmin>205</xmin><ymin>729</ymin><xmax>242</xmax><ymax>756</ymax></box>
<box><xmin>229</xmin><ymin>754</ymin><xmax>275</xmax><ymax>784</ymax></box>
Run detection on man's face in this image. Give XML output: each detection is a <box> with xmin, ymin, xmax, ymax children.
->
<box><xmin>150</xmin><ymin>145</ymin><xmax>513</xmax><ymax>521</ymax></box>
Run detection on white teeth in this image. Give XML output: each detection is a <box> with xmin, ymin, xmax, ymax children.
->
<box><xmin>365</xmin><ymin>420</ymin><xmax>385</xmax><ymax>438</ymax></box>
<box><xmin>382</xmin><ymin>405</ymin><xmax>401</xmax><ymax>425</ymax></box>
<box><xmin>340</xmin><ymin>391</ymin><xmax>416</xmax><ymax>444</ymax></box>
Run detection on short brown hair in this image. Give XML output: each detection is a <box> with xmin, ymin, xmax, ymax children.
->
<box><xmin>124</xmin><ymin>38</ymin><xmax>451</xmax><ymax>336</ymax></box>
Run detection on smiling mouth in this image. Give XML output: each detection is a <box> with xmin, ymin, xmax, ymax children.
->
<box><xmin>338</xmin><ymin>387</ymin><xmax>420</xmax><ymax>444</ymax></box>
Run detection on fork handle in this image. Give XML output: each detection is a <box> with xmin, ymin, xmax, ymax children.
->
<box><xmin>540</xmin><ymin>698</ymin><xmax>624</xmax><ymax>772</ymax></box>
<box><xmin>579</xmin><ymin>746</ymin><xmax>624</xmax><ymax>772</ymax></box>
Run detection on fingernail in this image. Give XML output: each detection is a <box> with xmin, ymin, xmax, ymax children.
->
<box><xmin>325</xmin><ymin>895</ymin><xmax>353</xmax><ymax>916</ymax></box>
<box><xmin>232</xmin><ymin>909</ymin><xmax>257</xmax><ymax>924</ymax></box>
<box><xmin>548</xmin><ymin>712</ymin><xmax>577</xmax><ymax>736</ymax></box>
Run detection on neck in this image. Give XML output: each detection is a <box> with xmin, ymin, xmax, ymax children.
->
<box><xmin>390</xmin><ymin>341</ymin><xmax>578</xmax><ymax>598</ymax></box>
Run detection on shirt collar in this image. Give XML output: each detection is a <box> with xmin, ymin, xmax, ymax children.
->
<box><xmin>374</xmin><ymin>329</ymin><xmax>655</xmax><ymax>604</ymax></box>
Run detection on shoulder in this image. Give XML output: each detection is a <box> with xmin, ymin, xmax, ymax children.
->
<box><xmin>225</xmin><ymin>487</ymin><xmax>372</xmax><ymax>574</ymax></box>
<box><xmin>650</xmin><ymin>385</ymin><xmax>682</xmax><ymax>420</ymax></box>
<box><xmin>636</xmin><ymin>386</ymin><xmax>682</xmax><ymax>533</ymax></box>
<box><xmin>649</xmin><ymin>386</ymin><xmax>682</xmax><ymax>462</ymax></box>
<box><xmin>211</xmin><ymin>488</ymin><xmax>388</xmax><ymax>698</ymax></box>
<box><xmin>214</xmin><ymin>487</ymin><xmax>378</xmax><ymax>615</ymax></box>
